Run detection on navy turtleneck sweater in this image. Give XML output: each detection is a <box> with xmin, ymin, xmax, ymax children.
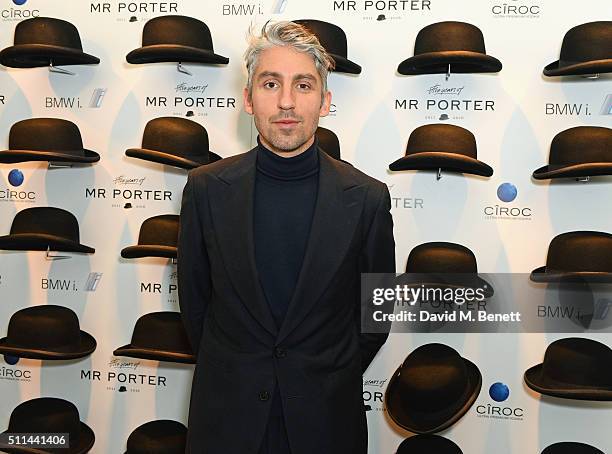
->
<box><xmin>254</xmin><ymin>138</ymin><xmax>320</xmax><ymax>328</ymax></box>
<box><xmin>254</xmin><ymin>138</ymin><xmax>319</xmax><ymax>454</ymax></box>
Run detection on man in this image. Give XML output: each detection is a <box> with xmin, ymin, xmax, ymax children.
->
<box><xmin>178</xmin><ymin>21</ymin><xmax>395</xmax><ymax>454</ymax></box>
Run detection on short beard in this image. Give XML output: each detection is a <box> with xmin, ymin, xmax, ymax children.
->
<box><xmin>255</xmin><ymin>116</ymin><xmax>318</xmax><ymax>153</ymax></box>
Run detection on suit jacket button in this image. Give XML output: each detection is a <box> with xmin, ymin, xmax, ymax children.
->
<box><xmin>274</xmin><ymin>347</ymin><xmax>287</xmax><ymax>358</ymax></box>
<box><xmin>259</xmin><ymin>390</ymin><xmax>270</xmax><ymax>401</ymax></box>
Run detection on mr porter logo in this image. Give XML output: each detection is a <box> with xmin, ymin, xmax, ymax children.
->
<box><xmin>396</xmin><ymin>85</ymin><xmax>494</xmax><ymax>122</ymax></box>
<box><xmin>387</xmin><ymin>184</ymin><xmax>424</xmax><ymax>210</ymax></box>
<box><xmin>484</xmin><ymin>183</ymin><xmax>531</xmax><ymax>221</ymax></box>
<box><xmin>476</xmin><ymin>382</ymin><xmax>524</xmax><ymax>420</ymax></box>
<box><xmin>332</xmin><ymin>0</ymin><xmax>433</xmax><ymax>21</ymax></box>
<box><xmin>362</xmin><ymin>377</ymin><xmax>388</xmax><ymax>411</ymax></box>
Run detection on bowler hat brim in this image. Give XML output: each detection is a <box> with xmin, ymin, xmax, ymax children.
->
<box><xmin>532</xmin><ymin>162</ymin><xmax>612</xmax><ymax>180</ymax></box>
<box><xmin>398</xmin><ymin>51</ymin><xmax>502</xmax><ymax>75</ymax></box>
<box><xmin>0</xmin><ymin>233</ymin><xmax>95</xmax><ymax>254</ymax></box>
<box><xmin>329</xmin><ymin>53</ymin><xmax>362</xmax><ymax>74</ymax></box>
<box><xmin>385</xmin><ymin>357</ymin><xmax>481</xmax><ymax>433</ymax></box>
<box><xmin>389</xmin><ymin>151</ymin><xmax>493</xmax><ymax>177</ymax></box>
<box><xmin>1</xmin><ymin>421</ymin><xmax>95</xmax><ymax>454</ymax></box>
<box><xmin>524</xmin><ymin>363</ymin><xmax>612</xmax><ymax>401</ymax></box>
<box><xmin>0</xmin><ymin>44</ymin><xmax>100</xmax><ymax>68</ymax></box>
<box><xmin>529</xmin><ymin>266</ymin><xmax>612</xmax><ymax>283</ymax></box>
<box><xmin>126</xmin><ymin>44</ymin><xmax>229</xmax><ymax>65</ymax></box>
<box><xmin>125</xmin><ymin>148</ymin><xmax>221</xmax><ymax>169</ymax></box>
<box><xmin>121</xmin><ymin>245</ymin><xmax>177</xmax><ymax>259</ymax></box>
<box><xmin>0</xmin><ymin>330</ymin><xmax>97</xmax><ymax>360</ymax></box>
<box><xmin>543</xmin><ymin>59</ymin><xmax>612</xmax><ymax>77</ymax></box>
<box><xmin>0</xmin><ymin>148</ymin><xmax>100</xmax><ymax>164</ymax></box>
<box><xmin>113</xmin><ymin>345</ymin><xmax>196</xmax><ymax>364</ymax></box>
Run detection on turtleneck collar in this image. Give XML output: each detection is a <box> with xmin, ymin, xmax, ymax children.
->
<box><xmin>256</xmin><ymin>136</ymin><xmax>319</xmax><ymax>181</ymax></box>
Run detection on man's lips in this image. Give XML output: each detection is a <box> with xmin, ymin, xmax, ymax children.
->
<box><xmin>273</xmin><ymin>119</ymin><xmax>300</xmax><ymax>129</ymax></box>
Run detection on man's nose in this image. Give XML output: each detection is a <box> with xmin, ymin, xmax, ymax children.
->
<box><xmin>278</xmin><ymin>84</ymin><xmax>296</xmax><ymax>110</ymax></box>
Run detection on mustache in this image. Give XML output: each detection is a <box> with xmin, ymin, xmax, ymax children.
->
<box><xmin>270</xmin><ymin>113</ymin><xmax>302</xmax><ymax>122</ymax></box>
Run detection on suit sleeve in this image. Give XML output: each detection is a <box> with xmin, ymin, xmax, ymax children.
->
<box><xmin>177</xmin><ymin>172</ymin><xmax>212</xmax><ymax>355</ymax></box>
<box><xmin>359</xmin><ymin>183</ymin><xmax>395</xmax><ymax>373</ymax></box>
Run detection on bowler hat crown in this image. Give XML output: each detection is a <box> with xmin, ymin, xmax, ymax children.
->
<box><xmin>397</xmin><ymin>434</ymin><xmax>463</xmax><ymax>454</ymax></box>
<box><xmin>558</xmin><ymin>22</ymin><xmax>612</xmax><ymax>67</ymax></box>
<box><xmin>540</xmin><ymin>338</ymin><xmax>612</xmax><ymax>388</ymax></box>
<box><xmin>9</xmin><ymin>118</ymin><xmax>86</xmax><ymax>155</ymax></box>
<box><xmin>316</xmin><ymin>127</ymin><xmax>341</xmax><ymax>160</ymax></box>
<box><xmin>4</xmin><ymin>305</ymin><xmax>84</xmax><ymax>352</ymax></box>
<box><xmin>137</xmin><ymin>215</ymin><xmax>178</xmax><ymax>248</ymax></box>
<box><xmin>13</xmin><ymin>17</ymin><xmax>84</xmax><ymax>50</ymax></box>
<box><xmin>548</xmin><ymin>126</ymin><xmax>612</xmax><ymax>167</ymax></box>
<box><xmin>406</xmin><ymin>242</ymin><xmax>478</xmax><ymax>274</ymax></box>
<box><xmin>142</xmin><ymin>117</ymin><xmax>210</xmax><ymax>158</ymax></box>
<box><xmin>294</xmin><ymin>20</ymin><xmax>347</xmax><ymax>61</ymax></box>
<box><xmin>397</xmin><ymin>343</ymin><xmax>471</xmax><ymax>412</ymax></box>
<box><xmin>7</xmin><ymin>398</ymin><xmax>85</xmax><ymax>444</ymax></box>
<box><xmin>542</xmin><ymin>442</ymin><xmax>605</xmax><ymax>454</ymax></box>
<box><xmin>126</xmin><ymin>420</ymin><xmax>187</xmax><ymax>454</ymax></box>
<box><xmin>141</xmin><ymin>15</ymin><xmax>215</xmax><ymax>50</ymax></box>
<box><xmin>294</xmin><ymin>19</ymin><xmax>361</xmax><ymax>74</ymax></box>
<box><xmin>544</xmin><ymin>231</ymin><xmax>612</xmax><ymax>274</ymax></box>
<box><xmin>129</xmin><ymin>312</ymin><xmax>193</xmax><ymax>354</ymax></box>
<box><xmin>10</xmin><ymin>207</ymin><xmax>81</xmax><ymax>242</ymax></box>
<box><xmin>406</xmin><ymin>124</ymin><xmax>477</xmax><ymax>159</ymax></box>
<box><xmin>415</xmin><ymin>21</ymin><xmax>486</xmax><ymax>55</ymax></box>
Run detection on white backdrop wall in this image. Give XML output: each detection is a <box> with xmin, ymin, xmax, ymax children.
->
<box><xmin>0</xmin><ymin>0</ymin><xmax>611</xmax><ymax>452</ymax></box>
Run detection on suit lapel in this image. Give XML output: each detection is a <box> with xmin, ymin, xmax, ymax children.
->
<box><xmin>277</xmin><ymin>151</ymin><xmax>366</xmax><ymax>343</ymax></box>
<box><xmin>208</xmin><ymin>147</ymin><xmax>278</xmax><ymax>337</ymax></box>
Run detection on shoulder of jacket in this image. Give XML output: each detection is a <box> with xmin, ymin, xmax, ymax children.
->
<box><xmin>187</xmin><ymin>151</ymin><xmax>252</xmax><ymax>182</ymax></box>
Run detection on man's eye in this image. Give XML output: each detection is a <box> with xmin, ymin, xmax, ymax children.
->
<box><xmin>264</xmin><ymin>81</ymin><xmax>278</xmax><ymax>89</ymax></box>
<box><xmin>297</xmin><ymin>83</ymin><xmax>311</xmax><ymax>90</ymax></box>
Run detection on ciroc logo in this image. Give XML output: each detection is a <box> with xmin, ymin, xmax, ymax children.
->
<box><xmin>1</xmin><ymin>169</ymin><xmax>36</xmax><ymax>203</ymax></box>
<box><xmin>2</xmin><ymin>0</ymin><xmax>39</xmax><ymax>21</ymax></box>
<box><xmin>484</xmin><ymin>183</ymin><xmax>531</xmax><ymax>221</ymax></box>
<box><xmin>491</xmin><ymin>0</ymin><xmax>541</xmax><ymax>18</ymax></box>
<box><xmin>4</xmin><ymin>355</ymin><xmax>19</xmax><ymax>365</ymax></box>
<box><xmin>8</xmin><ymin>169</ymin><xmax>24</xmax><ymax>187</ymax></box>
<box><xmin>476</xmin><ymin>382</ymin><xmax>524</xmax><ymax>420</ymax></box>
<box><xmin>497</xmin><ymin>182</ymin><xmax>517</xmax><ymax>203</ymax></box>
<box><xmin>489</xmin><ymin>382</ymin><xmax>509</xmax><ymax>402</ymax></box>
<box><xmin>0</xmin><ymin>363</ymin><xmax>33</xmax><ymax>382</ymax></box>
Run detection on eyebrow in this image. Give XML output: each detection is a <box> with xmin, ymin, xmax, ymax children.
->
<box><xmin>257</xmin><ymin>71</ymin><xmax>318</xmax><ymax>82</ymax></box>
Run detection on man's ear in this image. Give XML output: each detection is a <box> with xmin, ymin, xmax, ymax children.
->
<box><xmin>319</xmin><ymin>90</ymin><xmax>332</xmax><ymax>117</ymax></box>
<box><xmin>243</xmin><ymin>87</ymin><xmax>253</xmax><ymax>115</ymax></box>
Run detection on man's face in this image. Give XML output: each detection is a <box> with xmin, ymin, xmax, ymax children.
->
<box><xmin>244</xmin><ymin>45</ymin><xmax>332</xmax><ymax>157</ymax></box>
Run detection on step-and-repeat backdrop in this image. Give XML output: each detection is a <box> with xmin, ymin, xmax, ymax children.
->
<box><xmin>0</xmin><ymin>0</ymin><xmax>611</xmax><ymax>452</ymax></box>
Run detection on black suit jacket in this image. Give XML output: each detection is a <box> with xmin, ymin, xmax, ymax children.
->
<box><xmin>177</xmin><ymin>146</ymin><xmax>395</xmax><ymax>454</ymax></box>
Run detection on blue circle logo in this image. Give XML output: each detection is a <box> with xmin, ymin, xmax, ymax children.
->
<box><xmin>4</xmin><ymin>355</ymin><xmax>19</xmax><ymax>365</ymax></box>
<box><xmin>8</xmin><ymin>169</ymin><xmax>24</xmax><ymax>187</ymax></box>
<box><xmin>497</xmin><ymin>183</ymin><xmax>517</xmax><ymax>203</ymax></box>
<box><xmin>12</xmin><ymin>0</ymin><xmax>28</xmax><ymax>5</ymax></box>
<box><xmin>489</xmin><ymin>382</ymin><xmax>510</xmax><ymax>402</ymax></box>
